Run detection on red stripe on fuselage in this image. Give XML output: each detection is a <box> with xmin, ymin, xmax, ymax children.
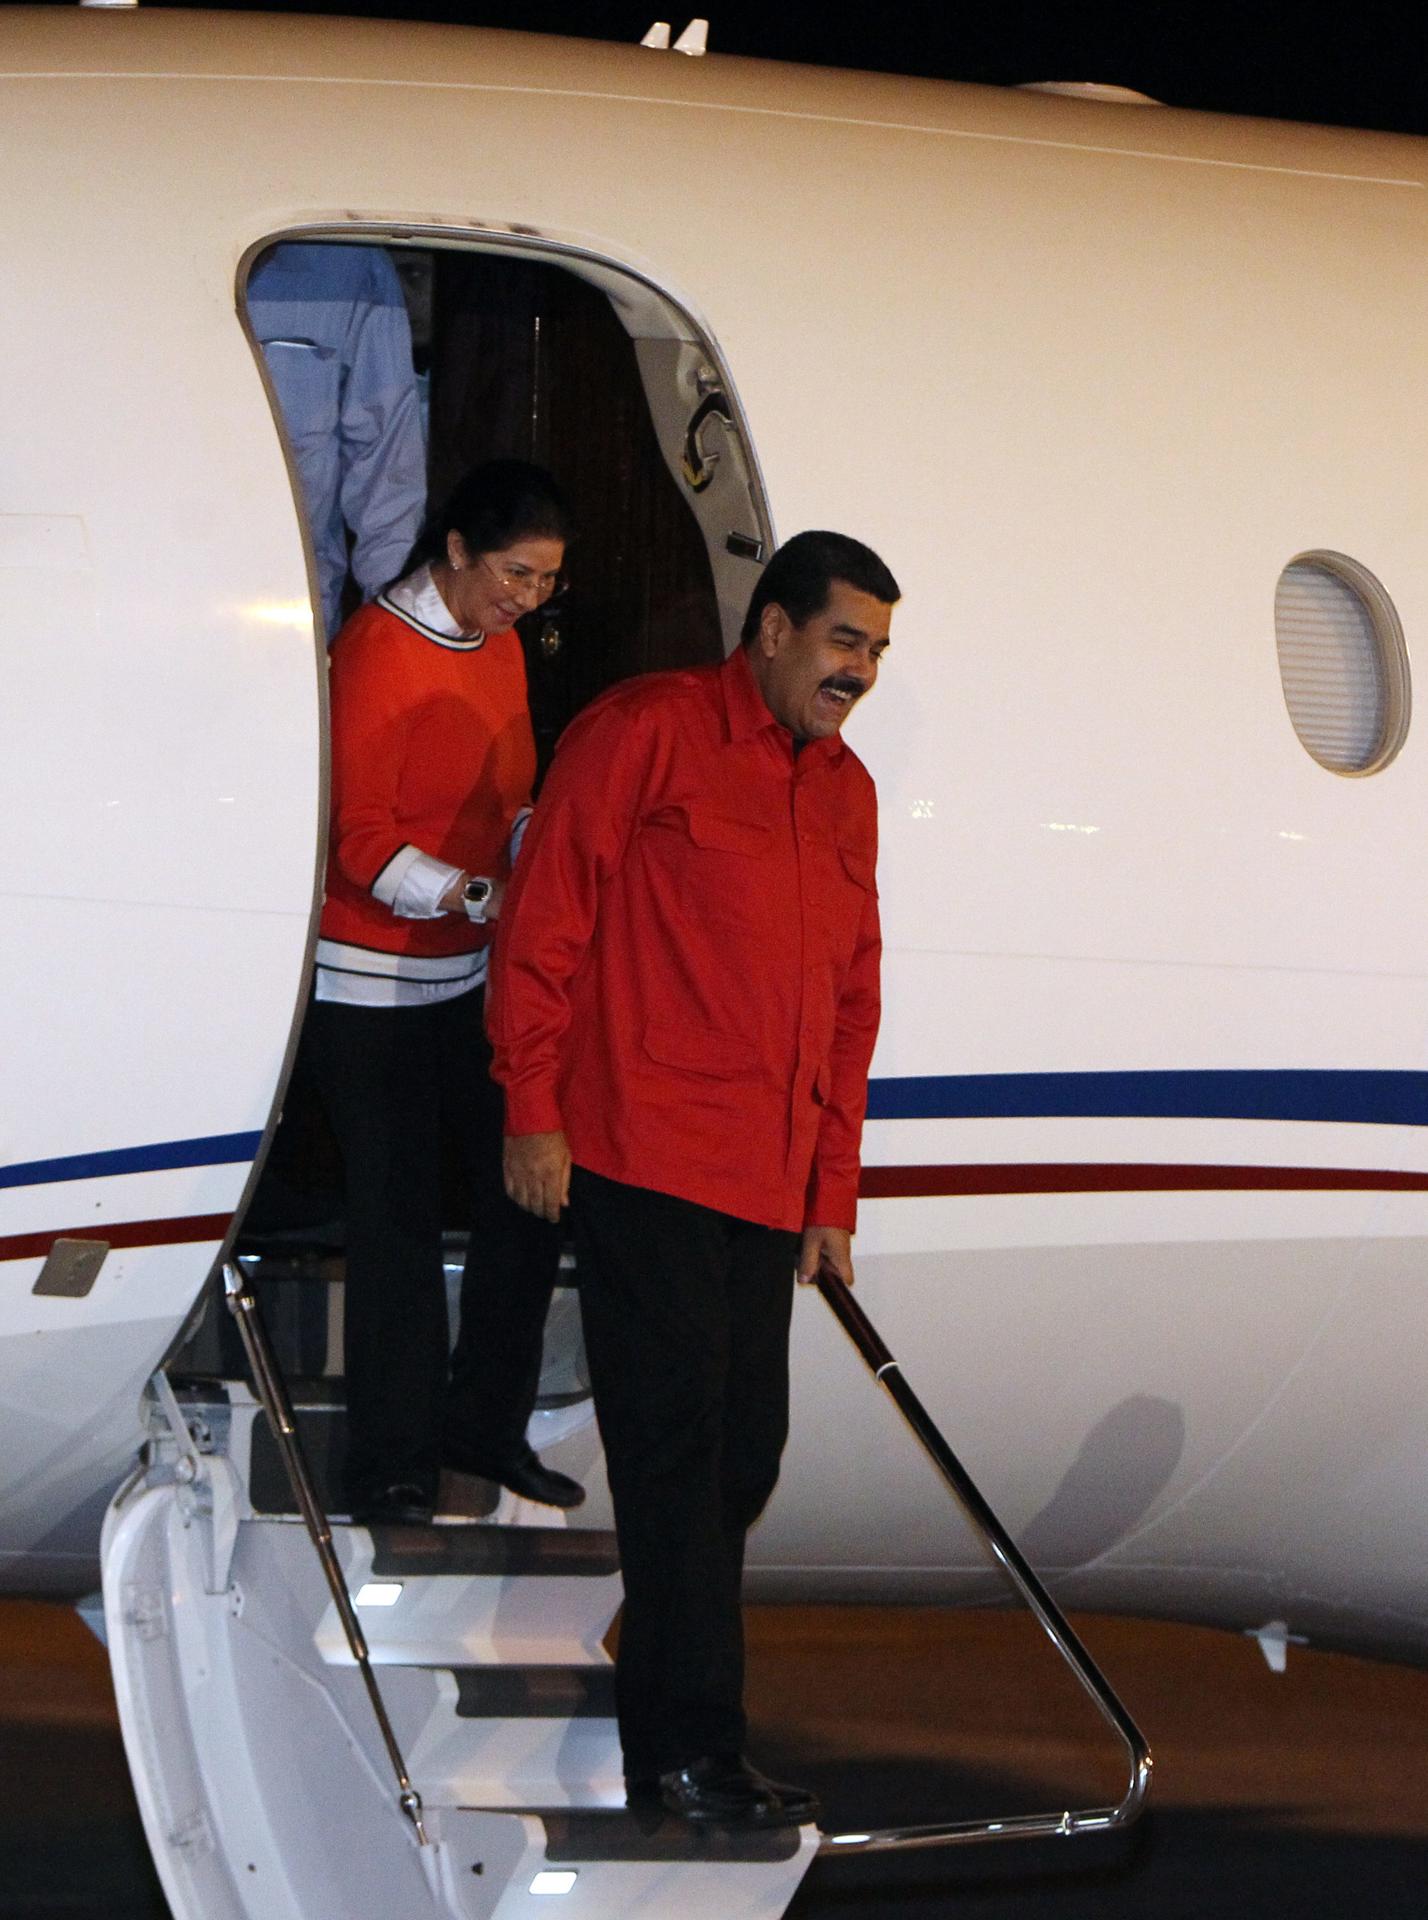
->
<box><xmin>7</xmin><ymin>1166</ymin><xmax>1427</xmax><ymax>1264</ymax></box>
<box><xmin>0</xmin><ymin>1214</ymin><xmax>233</xmax><ymax>1265</ymax></box>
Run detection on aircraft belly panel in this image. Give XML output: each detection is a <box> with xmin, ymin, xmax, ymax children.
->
<box><xmin>0</xmin><ymin>1291</ymin><xmax>213</xmax><ymax>1590</ymax></box>
<box><xmin>753</xmin><ymin>1224</ymin><xmax>1428</xmax><ymax>1655</ymax></box>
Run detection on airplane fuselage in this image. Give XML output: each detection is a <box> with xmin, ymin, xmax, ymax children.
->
<box><xmin>3</xmin><ymin>7</ymin><xmax>1428</xmax><ymax>1664</ymax></box>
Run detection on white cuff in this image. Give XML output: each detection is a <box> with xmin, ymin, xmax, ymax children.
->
<box><xmin>374</xmin><ymin>844</ymin><xmax>463</xmax><ymax>919</ymax></box>
<box><xmin>510</xmin><ymin>806</ymin><xmax>533</xmax><ymax>864</ymax></box>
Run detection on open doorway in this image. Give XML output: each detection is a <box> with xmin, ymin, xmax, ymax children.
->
<box><xmin>197</xmin><ymin>233</ymin><xmax>771</xmax><ymax>1411</ymax></box>
<box><xmin>247</xmin><ymin>231</ymin><xmax>770</xmax><ymax>771</ymax></box>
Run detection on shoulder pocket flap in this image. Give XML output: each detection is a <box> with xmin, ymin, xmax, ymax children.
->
<box><xmin>838</xmin><ymin>844</ymin><xmax>877</xmax><ymax>891</ymax></box>
<box><xmin>685</xmin><ymin>809</ymin><xmax>772</xmax><ymax>856</ymax></box>
<box><xmin>643</xmin><ymin>1020</ymin><xmax>758</xmax><ymax>1079</ymax></box>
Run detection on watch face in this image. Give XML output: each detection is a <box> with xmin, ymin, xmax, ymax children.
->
<box><xmin>464</xmin><ymin>878</ymin><xmax>492</xmax><ymax>905</ymax></box>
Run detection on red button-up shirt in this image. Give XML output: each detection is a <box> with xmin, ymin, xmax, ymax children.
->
<box><xmin>488</xmin><ymin>645</ymin><xmax>881</xmax><ymax>1232</ymax></box>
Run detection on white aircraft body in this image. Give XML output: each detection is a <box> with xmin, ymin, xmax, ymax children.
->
<box><xmin>4</xmin><ymin>9</ymin><xmax>1428</xmax><ymax>1914</ymax></box>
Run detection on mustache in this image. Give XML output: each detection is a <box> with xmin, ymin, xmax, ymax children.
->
<box><xmin>820</xmin><ymin>676</ymin><xmax>867</xmax><ymax>697</ymax></box>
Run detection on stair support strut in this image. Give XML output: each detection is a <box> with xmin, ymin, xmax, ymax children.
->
<box><xmin>221</xmin><ymin>1260</ymin><xmax>431</xmax><ymax>1847</ymax></box>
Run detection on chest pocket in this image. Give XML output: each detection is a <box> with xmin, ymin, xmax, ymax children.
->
<box><xmin>642</xmin><ymin>804</ymin><xmax>774</xmax><ymax>934</ymax></box>
<box><xmin>683</xmin><ymin>807</ymin><xmax>772</xmax><ymax>857</ymax></box>
<box><xmin>819</xmin><ymin>839</ymin><xmax>876</xmax><ymax>970</ymax></box>
<box><xmin>259</xmin><ymin>338</ymin><xmax>342</xmax><ymax>448</ymax></box>
<box><xmin>837</xmin><ymin>843</ymin><xmax>877</xmax><ymax>895</ymax></box>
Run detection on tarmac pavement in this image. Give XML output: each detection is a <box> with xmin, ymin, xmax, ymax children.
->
<box><xmin>3</xmin><ymin>1598</ymin><xmax>1425</xmax><ymax>1919</ymax></box>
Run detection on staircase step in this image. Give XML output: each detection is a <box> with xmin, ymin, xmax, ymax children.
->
<box><xmin>366</xmin><ymin>1665</ymin><xmax>625</xmax><ymax>1808</ymax></box>
<box><xmin>268</xmin><ymin>1520</ymin><xmax>626</xmax><ymax>1666</ymax></box>
<box><xmin>370</xmin><ymin>1521</ymin><xmax>619</xmax><ymax>1579</ymax></box>
<box><xmin>427</xmin><ymin>1807</ymin><xmax>819</xmax><ymax>1917</ymax></box>
<box><xmin>539</xmin><ymin>1807</ymin><xmax>807</xmax><ymax>1864</ymax></box>
<box><xmin>176</xmin><ymin>1233</ymin><xmax>588</xmax><ymax>1397</ymax></box>
<box><xmin>247</xmin><ymin>1393</ymin><xmax>351</xmax><ymax>1515</ymax></box>
<box><xmin>452</xmin><ymin>1664</ymin><xmax>617</xmax><ymax>1718</ymax></box>
<box><xmin>243</xmin><ymin>1394</ymin><xmax>503</xmax><ymax>1521</ymax></box>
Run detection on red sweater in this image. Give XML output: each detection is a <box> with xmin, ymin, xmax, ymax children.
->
<box><xmin>489</xmin><ymin>647</ymin><xmax>881</xmax><ymax>1232</ymax></box>
<box><xmin>320</xmin><ymin>596</ymin><xmax>535</xmax><ymax>960</ymax></box>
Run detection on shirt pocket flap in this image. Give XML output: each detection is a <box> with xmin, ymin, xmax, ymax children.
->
<box><xmin>838</xmin><ymin>844</ymin><xmax>877</xmax><ymax>892</ymax></box>
<box><xmin>643</xmin><ymin>1020</ymin><xmax>758</xmax><ymax>1079</ymax></box>
<box><xmin>685</xmin><ymin>808</ymin><xmax>772</xmax><ymax>856</ymax></box>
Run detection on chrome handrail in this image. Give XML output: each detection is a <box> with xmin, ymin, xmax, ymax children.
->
<box><xmin>812</xmin><ymin>1268</ymin><xmax>1152</xmax><ymax>1857</ymax></box>
<box><xmin>221</xmin><ymin>1260</ymin><xmax>430</xmax><ymax>1847</ymax></box>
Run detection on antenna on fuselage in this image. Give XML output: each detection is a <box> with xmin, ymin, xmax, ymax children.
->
<box><xmin>1016</xmin><ymin>81</ymin><xmax>1162</xmax><ymax>104</ymax></box>
<box><xmin>640</xmin><ymin>18</ymin><xmax>710</xmax><ymax>54</ymax></box>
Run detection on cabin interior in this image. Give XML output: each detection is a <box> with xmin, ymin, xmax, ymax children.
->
<box><xmin>180</xmin><ymin>231</ymin><xmax>771</xmax><ymax>1385</ymax></box>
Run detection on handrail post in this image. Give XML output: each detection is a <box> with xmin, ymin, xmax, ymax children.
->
<box><xmin>812</xmin><ymin>1268</ymin><xmax>1153</xmax><ymax>1856</ymax></box>
<box><xmin>221</xmin><ymin>1260</ymin><xmax>430</xmax><ymax>1847</ymax></box>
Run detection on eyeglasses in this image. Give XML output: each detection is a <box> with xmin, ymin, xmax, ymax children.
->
<box><xmin>478</xmin><ymin>551</ymin><xmax>568</xmax><ymax>605</ymax></box>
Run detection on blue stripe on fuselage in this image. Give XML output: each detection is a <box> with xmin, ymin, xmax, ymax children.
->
<box><xmin>866</xmin><ymin>1070</ymin><xmax>1428</xmax><ymax>1126</ymax></box>
<box><xmin>5</xmin><ymin>1071</ymin><xmax>1426</xmax><ymax>1196</ymax></box>
<box><xmin>0</xmin><ymin>1132</ymin><xmax>265</xmax><ymax>1191</ymax></box>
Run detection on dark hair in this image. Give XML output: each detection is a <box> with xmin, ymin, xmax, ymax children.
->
<box><xmin>740</xmin><ymin>530</ymin><xmax>900</xmax><ymax>644</ymax></box>
<box><xmin>408</xmin><ymin>458</ymin><xmax>574</xmax><ymax>569</ymax></box>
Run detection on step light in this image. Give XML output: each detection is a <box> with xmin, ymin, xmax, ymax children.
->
<box><xmin>354</xmin><ymin>1582</ymin><xmax>404</xmax><ymax>1607</ymax></box>
<box><xmin>529</xmin><ymin>1870</ymin><xmax>578</xmax><ymax>1895</ymax></box>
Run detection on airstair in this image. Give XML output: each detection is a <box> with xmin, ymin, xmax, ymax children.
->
<box><xmin>99</xmin><ymin>1239</ymin><xmax>1150</xmax><ymax>1920</ymax></box>
<box><xmin>101</xmin><ymin>1243</ymin><xmax>818</xmax><ymax>1919</ymax></box>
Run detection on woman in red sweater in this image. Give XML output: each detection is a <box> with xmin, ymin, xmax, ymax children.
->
<box><xmin>308</xmin><ymin>459</ymin><xmax>583</xmax><ymax>1524</ymax></box>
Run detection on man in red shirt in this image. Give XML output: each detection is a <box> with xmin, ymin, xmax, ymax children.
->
<box><xmin>489</xmin><ymin>531</ymin><xmax>899</xmax><ymax>1828</ymax></box>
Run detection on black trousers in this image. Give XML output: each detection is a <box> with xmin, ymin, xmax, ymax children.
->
<box><xmin>303</xmin><ymin>987</ymin><xmax>560</xmax><ymax>1501</ymax></box>
<box><xmin>570</xmin><ymin>1166</ymin><xmax>798</xmax><ymax>1778</ymax></box>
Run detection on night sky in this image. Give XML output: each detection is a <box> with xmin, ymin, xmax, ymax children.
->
<box><xmin>127</xmin><ymin>0</ymin><xmax>1428</xmax><ymax>138</ymax></box>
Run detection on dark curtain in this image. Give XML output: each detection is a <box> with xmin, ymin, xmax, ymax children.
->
<box><xmin>428</xmin><ymin>254</ymin><xmax>724</xmax><ymax>776</ymax></box>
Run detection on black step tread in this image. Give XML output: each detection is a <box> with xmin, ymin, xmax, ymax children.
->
<box><xmin>167</xmin><ymin>1377</ymin><xmax>232</xmax><ymax>1405</ymax></box>
<box><xmin>233</xmin><ymin>1224</ymin><xmax>348</xmax><ymax>1256</ymax></box>
<box><xmin>268</xmin><ymin>1376</ymin><xmax>348</xmax><ymax>1408</ymax></box>
<box><xmin>449</xmin><ymin>1665</ymin><xmax>616</xmax><ymax>1719</ymax></box>
<box><xmin>370</xmin><ymin>1523</ymin><xmax>619</xmax><ymax>1579</ymax></box>
<box><xmin>536</xmin><ymin>1807</ymin><xmax>806</xmax><ymax>1864</ymax></box>
<box><xmin>246</xmin><ymin>1401</ymin><xmax>361</xmax><ymax>1515</ymax></box>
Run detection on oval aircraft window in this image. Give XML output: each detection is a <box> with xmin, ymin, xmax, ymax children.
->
<box><xmin>1274</xmin><ymin>553</ymin><xmax>1409</xmax><ymax>775</ymax></box>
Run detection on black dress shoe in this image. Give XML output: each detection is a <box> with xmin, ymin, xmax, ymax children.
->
<box><xmin>657</xmin><ymin>1755</ymin><xmax>809</xmax><ymax>1828</ymax></box>
<box><xmin>719</xmin><ymin>1755</ymin><xmax>820</xmax><ymax>1821</ymax></box>
<box><xmin>443</xmin><ymin>1441</ymin><xmax>585</xmax><ymax>1510</ymax></box>
<box><xmin>349</xmin><ymin>1480</ymin><xmax>433</xmax><ymax>1526</ymax></box>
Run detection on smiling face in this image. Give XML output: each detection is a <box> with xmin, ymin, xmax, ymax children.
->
<box><xmin>434</xmin><ymin>530</ymin><xmax>566</xmax><ymax>635</ymax></box>
<box><xmin>748</xmin><ymin>579</ymin><xmax>893</xmax><ymax>742</ymax></box>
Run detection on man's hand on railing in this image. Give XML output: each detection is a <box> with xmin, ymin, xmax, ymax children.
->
<box><xmin>798</xmin><ymin>1224</ymin><xmax>853</xmax><ymax>1288</ymax></box>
